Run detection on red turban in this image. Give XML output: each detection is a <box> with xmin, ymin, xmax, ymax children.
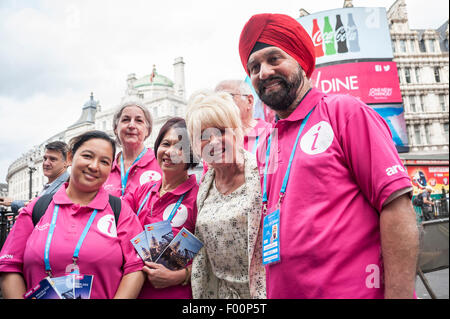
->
<box><xmin>239</xmin><ymin>13</ymin><xmax>315</xmax><ymax>78</ymax></box>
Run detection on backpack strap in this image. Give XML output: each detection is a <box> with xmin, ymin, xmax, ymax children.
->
<box><xmin>32</xmin><ymin>193</ymin><xmax>55</xmax><ymax>226</ymax></box>
<box><xmin>32</xmin><ymin>193</ymin><xmax>122</xmax><ymax>227</ymax></box>
<box><xmin>108</xmin><ymin>195</ymin><xmax>121</xmax><ymax>226</ymax></box>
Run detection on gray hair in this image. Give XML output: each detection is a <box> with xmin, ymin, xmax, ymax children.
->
<box><xmin>215</xmin><ymin>80</ymin><xmax>253</xmax><ymax>96</ymax></box>
<box><xmin>112</xmin><ymin>101</ymin><xmax>153</xmax><ymax>145</ymax></box>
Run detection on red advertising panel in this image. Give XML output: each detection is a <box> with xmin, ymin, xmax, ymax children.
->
<box><xmin>310</xmin><ymin>61</ymin><xmax>402</xmax><ymax>104</ymax></box>
<box><xmin>406</xmin><ymin>165</ymin><xmax>449</xmax><ymax>195</ymax></box>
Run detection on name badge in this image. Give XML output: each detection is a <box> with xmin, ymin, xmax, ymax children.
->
<box><xmin>262</xmin><ymin>209</ymin><xmax>281</xmax><ymax>265</ymax></box>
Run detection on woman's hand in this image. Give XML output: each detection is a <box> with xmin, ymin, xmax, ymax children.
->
<box><xmin>143</xmin><ymin>262</ymin><xmax>186</xmax><ymax>289</ymax></box>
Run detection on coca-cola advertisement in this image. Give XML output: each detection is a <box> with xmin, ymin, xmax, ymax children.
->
<box><xmin>297</xmin><ymin>7</ymin><xmax>393</xmax><ymax>66</ymax></box>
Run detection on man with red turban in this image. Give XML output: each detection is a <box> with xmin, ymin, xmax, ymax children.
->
<box><xmin>239</xmin><ymin>13</ymin><xmax>418</xmax><ymax>299</ymax></box>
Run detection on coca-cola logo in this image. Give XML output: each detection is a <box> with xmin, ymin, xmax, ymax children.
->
<box><xmin>335</xmin><ymin>26</ymin><xmax>346</xmax><ymax>42</ymax></box>
<box><xmin>322</xmin><ymin>32</ymin><xmax>334</xmax><ymax>44</ymax></box>
<box><xmin>312</xmin><ymin>31</ymin><xmax>322</xmax><ymax>46</ymax></box>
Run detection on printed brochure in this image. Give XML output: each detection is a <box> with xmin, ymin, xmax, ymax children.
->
<box><xmin>156</xmin><ymin>227</ymin><xmax>203</xmax><ymax>270</ymax></box>
<box><xmin>144</xmin><ymin>220</ymin><xmax>174</xmax><ymax>261</ymax></box>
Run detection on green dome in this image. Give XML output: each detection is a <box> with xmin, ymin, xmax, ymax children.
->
<box><xmin>133</xmin><ymin>66</ymin><xmax>174</xmax><ymax>88</ymax></box>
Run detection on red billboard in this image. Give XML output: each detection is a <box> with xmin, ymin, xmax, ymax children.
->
<box><xmin>310</xmin><ymin>61</ymin><xmax>402</xmax><ymax>104</ymax></box>
<box><xmin>406</xmin><ymin>165</ymin><xmax>449</xmax><ymax>195</ymax></box>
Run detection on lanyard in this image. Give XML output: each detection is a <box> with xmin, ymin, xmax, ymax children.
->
<box><xmin>251</xmin><ymin>135</ymin><xmax>260</xmax><ymax>155</ymax></box>
<box><xmin>120</xmin><ymin>148</ymin><xmax>147</xmax><ymax>196</ymax></box>
<box><xmin>262</xmin><ymin>107</ymin><xmax>315</xmax><ymax>213</ymax></box>
<box><xmin>136</xmin><ymin>184</ymin><xmax>187</xmax><ymax>223</ymax></box>
<box><xmin>44</xmin><ymin>205</ymin><xmax>98</xmax><ymax>277</ymax></box>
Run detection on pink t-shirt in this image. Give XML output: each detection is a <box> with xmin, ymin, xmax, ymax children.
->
<box><xmin>103</xmin><ymin>148</ymin><xmax>162</xmax><ymax>198</ymax></box>
<box><xmin>0</xmin><ymin>183</ymin><xmax>144</xmax><ymax>299</ymax></box>
<box><xmin>123</xmin><ymin>174</ymin><xmax>199</xmax><ymax>299</ymax></box>
<box><xmin>256</xmin><ymin>88</ymin><xmax>412</xmax><ymax>299</ymax></box>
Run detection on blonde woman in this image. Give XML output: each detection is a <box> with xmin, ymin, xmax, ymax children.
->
<box><xmin>186</xmin><ymin>90</ymin><xmax>265</xmax><ymax>299</ymax></box>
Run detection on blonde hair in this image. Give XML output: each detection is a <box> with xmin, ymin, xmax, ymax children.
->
<box><xmin>186</xmin><ymin>90</ymin><xmax>244</xmax><ymax>157</ymax></box>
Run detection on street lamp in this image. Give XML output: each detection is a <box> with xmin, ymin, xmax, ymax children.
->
<box><xmin>27</xmin><ymin>157</ymin><xmax>36</xmax><ymax>200</ymax></box>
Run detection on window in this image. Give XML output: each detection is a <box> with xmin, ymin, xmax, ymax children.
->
<box><xmin>414</xmin><ymin>125</ymin><xmax>422</xmax><ymax>145</ymax></box>
<box><xmin>409</xmin><ymin>96</ymin><xmax>416</xmax><ymax>112</ymax></box>
<box><xmin>399</xmin><ymin>40</ymin><xmax>407</xmax><ymax>52</ymax></box>
<box><xmin>428</xmin><ymin>39</ymin><xmax>435</xmax><ymax>52</ymax></box>
<box><xmin>444</xmin><ymin>123</ymin><xmax>449</xmax><ymax>143</ymax></box>
<box><xmin>153</xmin><ymin>106</ymin><xmax>158</xmax><ymax>118</ymax></box>
<box><xmin>419</xmin><ymin>39</ymin><xmax>426</xmax><ymax>52</ymax></box>
<box><xmin>414</xmin><ymin>68</ymin><xmax>421</xmax><ymax>83</ymax></box>
<box><xmin>397</xmin><ymin>67</ymin><xmax>403</xmax><ymax>84</ymax></box>
<box><xmin>409</xmin><ymin>40</ymin><xmax>415</xmax><ymax>52</ymax></box>
<box><xmin>439</xmin><ymin>95</ymin><xmax>448</xmax><ymax>111</ymax></box>
<box><xmin>418</xmin><ymin>95</ymin><xmax>425</xmax><ymax>112</ymax></box>
<box><xmin>424</xmin><ymin>124</ymin><xmax>432</xmax><ymax>144</ymax></box>
<box><xmin>434</xmin><ymin>67</ymin><xmax>441</xmax><ymax>82</ymax></box>
<box><xmin>404</xmin><ymin>68</ymin><xmax>411</xmax><ymax>83</ymax></box>
<box><xmin>392</xmin><ymin>40</ymin><xmax>396</xmax><ymax>53</ymax></box>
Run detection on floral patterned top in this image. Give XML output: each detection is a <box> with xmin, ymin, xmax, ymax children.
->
<box><xmin>191</xmin><ymin>150</ymin><xmax>266</xmax><ymax>299</ymax></box>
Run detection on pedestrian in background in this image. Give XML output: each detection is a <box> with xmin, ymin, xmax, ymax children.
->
<box><xmin>0</xmin><ymin>141</ymin><xmax>70</xmax><ymax>214</ymax></box>
<box><xmin>186</xmin><ymin>90</ymin><xmax>266</xmax><ymax>299</ymax></box>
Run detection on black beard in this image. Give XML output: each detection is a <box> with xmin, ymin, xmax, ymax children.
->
<box><xmin>257</xmin><ymin>70</ymin><xmax>303</xmax><ymax>111</ymax></box>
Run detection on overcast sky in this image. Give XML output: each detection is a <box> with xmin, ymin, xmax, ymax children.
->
<box><xmin>0</xmin><ymin>0</ymin><xmax>448</xmax><ymax>184</ymax></box>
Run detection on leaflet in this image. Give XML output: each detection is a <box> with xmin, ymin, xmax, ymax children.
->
<box><xmin>24</xmin><ymin>277</ymin><xmax>62</xmax><ymax>299</ymax></box>
<box><xmin>156</xmin><ymin>227</ymin><xmax>203</xmax><ymax>270</ymax></box>
<box><xmin>73</xmin><ymin>274</ymin><xmax>94</xmax><ymax>299</ymax></box>
<box><xmin>144</xmin><ymin>220</ymin><xmax>174</xmax><ymax>261</ymax></box>
<box><xmin>130</xmin><ymin>231</ymin><xmax>152</xmax><ymax>262</ymax></box>
<box><xmin>23</xmin><ymin>274</ymin><xmax>94</xmax><ymax>299</ymax></box>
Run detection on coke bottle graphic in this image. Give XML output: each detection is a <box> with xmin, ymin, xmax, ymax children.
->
<box><xmin>312</xmin><ymin>18</ymin><xmax>324</xmax><ymax>58</ymax></box>
<box><xmin>335</xmin><ymin>14</ymin><xmax>348</xmax><ymax>53</ymax></box>
<box><xmin>322</xmin><ymin>16</ymin><xmax>336</xmax><ymax>56</ymax></box>
<box><xmin>346</xmin><ymin>13</ymin><xmax>360</xmax><ymax>52</ymax></box>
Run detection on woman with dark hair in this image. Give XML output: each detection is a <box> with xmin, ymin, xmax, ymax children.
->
<box><xmin>123</xmin><ymin>118</ymin><xmax>199</xmax><ymax>299</ymax></box>
<box><xmin>103</xmin><ymin>102</ymin><xmax>162</xmax><ymax>198</ymax></box>
<box><xmin>0</xmin><ymin>130</ymin><xmax>145</xmax><ymax>299</ymax></box>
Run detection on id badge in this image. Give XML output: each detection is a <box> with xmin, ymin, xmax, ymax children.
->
<box><xmin>262</xmin><ymin>209</ymin><xmax>281</xmax><ymax>265</ymax></box>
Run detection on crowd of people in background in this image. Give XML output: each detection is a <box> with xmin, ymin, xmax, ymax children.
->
<box><xmin>0</xmin><ymin>13</ymin><xmax>421</xmax><ymax>299</ymax></box>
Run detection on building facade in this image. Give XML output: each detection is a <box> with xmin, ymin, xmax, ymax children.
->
<box><xmin>6</xmin><ymin>57</ymin><xmax>187</xmax><ymax>200</ymax></box>
<box><xmin>387</xmin><ymin>0</ymin><xmax>449</xmax><ymax>154</ymax></box>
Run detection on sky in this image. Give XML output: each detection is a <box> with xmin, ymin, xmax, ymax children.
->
<box><xmin>0</xmin><ymin>0</ymin><xmax>448</xmax><ymax>184</ymax></box>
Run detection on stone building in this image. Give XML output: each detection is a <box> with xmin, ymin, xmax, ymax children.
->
<box><xmin>6</xmin><ymin>57</ymin><xmax>187</xmax><ymax>200</ymax></box>
<box><xmin>387</xmin><ymin>0</ymin><xmax>449</xmax><ymax>154</ymax></box>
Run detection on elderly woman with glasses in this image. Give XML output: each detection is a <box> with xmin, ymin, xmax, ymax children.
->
<box><xmin>185</xmin><ymin>90</ymin><xmax>266</xmax><ymax>299</ymax></box>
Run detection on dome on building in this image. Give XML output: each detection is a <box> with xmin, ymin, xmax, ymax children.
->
<box><xmin>133</xmin><ymin>65</ymin><xmax>174</xmax><ymax>89</ymax></box>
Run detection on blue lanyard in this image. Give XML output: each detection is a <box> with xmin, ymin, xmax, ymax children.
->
<box><xmin>44</xmin><ymin>205</ymin><xmax>98</xmax><ymax>276</ymax></box>
<box><xmin>262</xmin><ymin>107</ymin><xmax>315</xmax><ymax>213</ymax></box>
<box><xmin>251</xmin><ymin>135</ymin><xmax>260</xmax><ymax>155</ymax></box>
<box><xmin>136</xmin><ymin>184</ymin><xmax>156</xmax><ymax>216</ymax></box>
<box><xmin>120</xmin><ymin>148</ymin><xmax>147</xmax><ymax>196</ymax></box>
<box><xmin>137</xmin><ymin>185</ymin><xmax>187</xmax><ymax>223</ymax></box>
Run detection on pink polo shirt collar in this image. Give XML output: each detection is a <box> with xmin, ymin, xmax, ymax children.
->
<box><xmin>53</xmin><ymin>182</ymin><xmax>110</xmax><ymax>211</ymax></box>
<box><xmin>277</xmin><ymin>88</ymin><xmax>325</xmax><ymax>123</ymax></box>
<box><xmin>111</xmin><ymin>148</ymin><xmax>157</xmax><ymax>173</ymax></box>
<box><xmin>149</xmin><ymin>174</ymin><xmax>198</xmax><ymax>197</ymax></box>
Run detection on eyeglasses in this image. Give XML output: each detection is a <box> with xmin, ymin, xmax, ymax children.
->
<box><xmin>229</xmin><ymin>93</ymin><xmax>249</xmax><ymax>98</ymax></box>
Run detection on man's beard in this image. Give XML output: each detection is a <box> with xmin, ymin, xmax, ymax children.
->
<box><xmin>257</xmin><ymin>67</ymin><xmax>303</xmax><ymax>111</ymax></box>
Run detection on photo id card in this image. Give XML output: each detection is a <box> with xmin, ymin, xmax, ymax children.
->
<box><xmin>262</xmin><ymin>209</ymin><xmax>281</xmax><ymax>265</ymax></box>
